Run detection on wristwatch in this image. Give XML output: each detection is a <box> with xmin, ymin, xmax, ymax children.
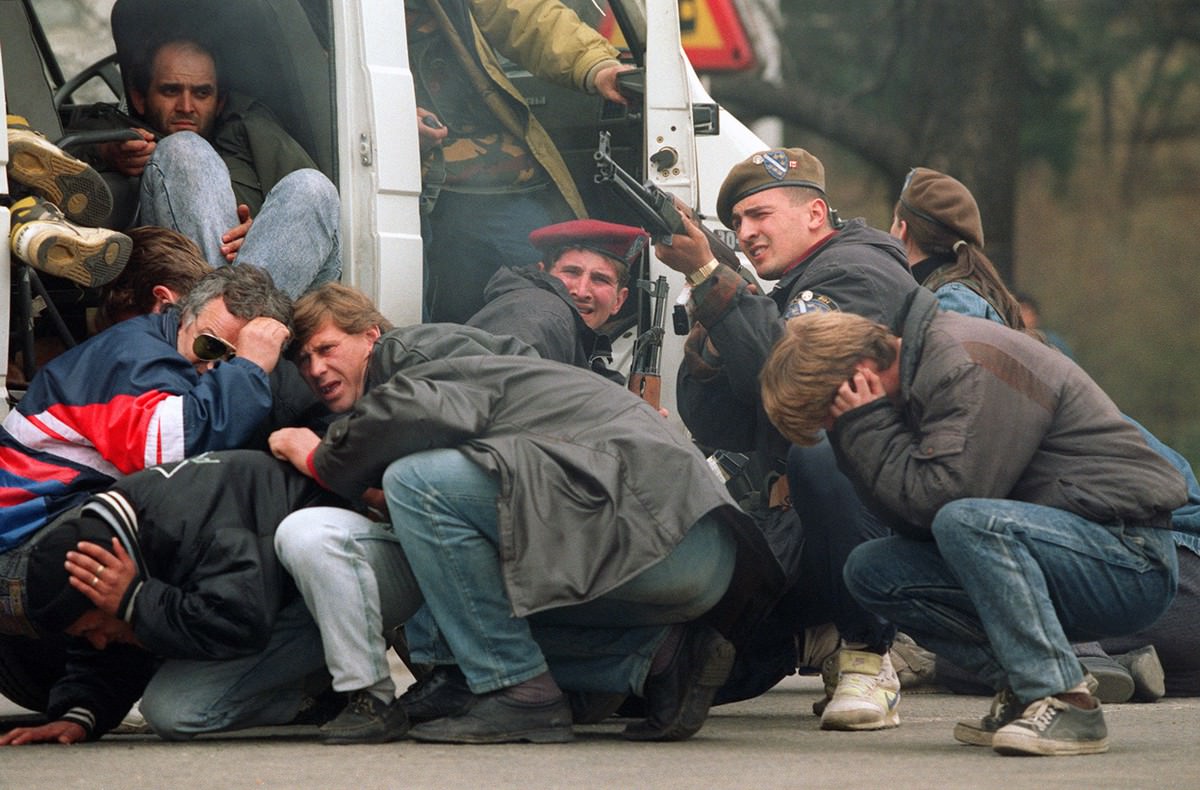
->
<box><xmin>686</xmin><ymin>258</ymin><xmax>720</xmax><ymax>287</ymax></box>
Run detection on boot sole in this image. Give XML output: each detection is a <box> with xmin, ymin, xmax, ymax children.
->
<box><xmin>624</xmin><ymin>634</ymin><xmax>736</xmax><ymax>742</ymax></box>
<box><xmin>9</xmin><ymin>136</ymin><xmax>113</xmax><ymax>226</ymax></box>
<box><xmin>953</xmin><ymin>721</ymin><xmax>996</xmax><ymax>746</ymax></box>
<box><xmin>11</xmin><ymin>222</ymin><xmax>131</xmax><ymax>287</ymax></box>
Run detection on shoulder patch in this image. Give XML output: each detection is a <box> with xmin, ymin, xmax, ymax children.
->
<box><xmin>783</xmin><ymin>290</ymin><xmax>839</xmax><ymax>318</ymax></box>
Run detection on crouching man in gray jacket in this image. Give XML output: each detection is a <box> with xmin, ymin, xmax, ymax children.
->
<box><xmin>270</xmin><ymin>285</ymin><xmax>781</xmax><ymax>745</ymax></box>
<box><xmin>760</xmin><ymin>288</ymin><xmax>1187</xmax><ymax>757</ymax></box>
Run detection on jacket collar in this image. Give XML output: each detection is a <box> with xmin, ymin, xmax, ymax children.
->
<box><xmin>894</xmin><ymin>286</ymin><xmax>941</xmax><ymax>402</ymax></box>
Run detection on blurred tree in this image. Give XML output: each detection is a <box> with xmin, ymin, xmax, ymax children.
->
<box><xmin>715</xmin><ymin>1</ymin><xmax>1052</xmax><ymax>282</ymax></box>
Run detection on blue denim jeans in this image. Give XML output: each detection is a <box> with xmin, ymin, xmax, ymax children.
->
<box><xmin>138</xmin><ymin>132</ymin><xmax>341</xmax><ymax>298</ymax></box>
<box><xmin>423</xmin><ymin>188</ymin><xmax>557</xmax><ymax>323</ymax></box>
<box><xmin>275</xmin><ymin>507</ymin><xmax>424</xmax><ymax>697</ymax></box>
<box><xmin>844</xmin><ymin>498</ymin><xmax>1178</xmax><ymax>702</ymax></box>
<box><xmin>787</xmin><ymin>439</ymin><xmax>894</xmax><ymax>650</ymax></box>
<box><xmin>139</xmin><ymin>598</ymin><xmax>327</xmax><ymax>739</ymax></box>
<box><xmin>383</xmin><ymin>448</ymin><xmax>735</xmax><ymax>695</ymax></box>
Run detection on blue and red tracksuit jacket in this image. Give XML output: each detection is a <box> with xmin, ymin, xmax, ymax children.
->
<box><xmin>0</xmin><ymin>311</ymin><xmax>273</xmax><ymax>550</ymax></box>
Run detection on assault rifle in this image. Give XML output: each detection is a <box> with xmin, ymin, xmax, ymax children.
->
<box><xmin>593</xmin><ymin>132</ymin><xmax>744</xmax><ymax>336</ymax></box>
<box><xmin>593</xmin><ymin>132</ymin><xmax>740</xmax><ymax>265</ymax></box>
<box><xmin>627</xmin><ymin>275</ymin><xmax>669</xmax><ymax>409</ymax></box>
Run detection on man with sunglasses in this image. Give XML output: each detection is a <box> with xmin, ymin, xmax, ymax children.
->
<box><xmin>0</xmin><ymin>264</ymin><xmax>292</xmax><ymax>557</ymax></box>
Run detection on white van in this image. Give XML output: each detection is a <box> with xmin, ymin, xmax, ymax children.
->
<box><xmin>0</xmin><ymin>0</ymin><xmax>766</xmax><ymax>715</ymax></box>
<box><xmin>2</xmin><ymin>0</ymin><xmax>763</xmax><ymax>424</ymax></box>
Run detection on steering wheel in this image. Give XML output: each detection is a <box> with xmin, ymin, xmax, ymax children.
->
<box><xmin>53</xmin><ymin>53</ymin><xmax>125</xmax><ymax>112</ymax></box>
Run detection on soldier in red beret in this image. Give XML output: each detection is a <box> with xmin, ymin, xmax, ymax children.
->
<box><xmin>467</xmin><ymin>219</ymin><xmax>648</xmax><ymax>383</ymax></box>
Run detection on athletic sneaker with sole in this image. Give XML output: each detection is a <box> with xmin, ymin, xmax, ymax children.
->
<box><xmin>9</xmin><ymin>196</ymin><xmax>131</xmax><ymax>287</ymax></box>
<box><xmin>819</xmin><ymin>649</ymin><xmax>901</xmax><ymax>731</ymax></box>
<box><xmin>991</xmin><ymin>695</ymin><xmax>1108</xmax><ymax>756</ymax></box>
<box><xmin>7</xmin><ymin>114</ymin><xmax>114</xmax><ymax>226</ymax></box>
<box><xmin>953</xmin><ymin>687</ymin><xmax>1022</xmax><ymax>746</ymax></box>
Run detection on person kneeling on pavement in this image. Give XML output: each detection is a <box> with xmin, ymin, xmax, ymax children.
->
<box><xmin>759</xmin><ymin>290</ymin><xmax>1186</xmax><ymax>757</ymax></box>
<box><xmin>270</xmin><ymin>299</ymin><xmax>782</xmax><ymax>744</ymax></box>
<box><xmin>0</xmin><ymin>450</ymin><xmax>337</xmax><ymax>744</ymax></box>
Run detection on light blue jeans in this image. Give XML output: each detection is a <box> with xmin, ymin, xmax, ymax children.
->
<box><xmin>139</xmin><ymin>598</ymin><xmax>327</xmax><ymax>739</ymax></box>
<box><xmin>383</xmin><ymin>448</ymin><xmax>736</xmax><ymax>696</ymax></box>
<box><xmin>844</xmin><ymin>498</ymin><xmax>1178</xmax><ymax>702</ymax></box>
<box><xmin>138</xmin><ymin>132</ymin><xmax>341</xmax><ymax>298</ymax></box>
<box><xmin>274</xmin><ymin>507</ymin><xmax>424</xmax><ymax>697</ymax></box>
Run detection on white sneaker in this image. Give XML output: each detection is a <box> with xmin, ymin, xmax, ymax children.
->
<box><xmin>819</xmin><ymin>649</ymin><xmax>901</xmax><ymax>731</ymax></box>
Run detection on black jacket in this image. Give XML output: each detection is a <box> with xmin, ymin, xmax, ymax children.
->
<box><xmin>46</xmin><ymin>450</ymin><xmax>335</xmax><ymax>737</ymax></box>
<box><xmin>467</xmin><ymin>266</ymin><xmax>624</xmax><ymax>384</ymax></box>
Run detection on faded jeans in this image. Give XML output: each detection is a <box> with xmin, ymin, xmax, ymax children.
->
<box><xmin>140</xmin><ymin>598</ymin><xmax>327</xmax><ymax>739</ymax></box>
<box><xmin>383</xmin><ymin>448</ymin><xmax>736</xmax><ymax>696</ymax></box>
<box><xmin>274</xmin><ymin>507</ymin><xmax>424</xmax><ymax>697</ymax></box>
<box><xmin>844</xmin><ymin>498</ymin><xmax>1178</xmax><ymax>702</ymax></box>
<box><xmin>138</xmin><ymin>132</ymin><xmax>341</xmax><ymax>298</ymax></box>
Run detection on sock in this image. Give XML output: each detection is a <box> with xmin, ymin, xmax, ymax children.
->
<box><xmin>501</xmin><ymin>671</ymin><xmax>562</xmax><ymax>704</ymax></box>
<box><xmin>364</xmin><ymin>678</ymin><xmax>396</xmax><ymax>705</ymax></box>
<box><xmin>1055</xmin><ymin>680</ymin><xmax>1097</xmax><ymax>709</ymax></box>
<box><xmin>649</xmin><ymin>624</ymin><xmax>685</xmax><ymax>675</ymax></box>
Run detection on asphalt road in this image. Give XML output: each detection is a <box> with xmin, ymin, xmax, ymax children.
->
<box><xmin>4</xmin><ymin>674</ymin><xmax>1199</xmax><ymax>790</ymax></box>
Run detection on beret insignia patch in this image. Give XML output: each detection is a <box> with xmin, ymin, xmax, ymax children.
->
<box><xmin>783</xmin><ymin>290</ymin><xmax>838</xmax><ymax>318</ymax></box>
<box><xmin>762</xmin><ymin>150</ymin><xmax>793</xmax><ymax>181</ymax></box>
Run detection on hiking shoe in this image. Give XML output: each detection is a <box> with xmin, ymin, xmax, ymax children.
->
<box><xmin>954</xmin><ymin>688</ymin><xmax>1022</xmax><ymax>746</ymax></box>
<box><xmin>819</xmin><ymin>649</ymin><xmax>901</xmax><ymax>731</ymax></box>
<box><xmin>397</xmin><ymin>664</ymin><xmax>475</xmax><ymax>724</ymax></box>
<box><xmin>7</xmin><ymin>115</ymin><xmax>113</xmax><ymax>226</ymax></box>
<box><xmin>992</xmin><ymin>695</ymin><xmax>1108</xmax><ymax>756</ymax></box>
<box><xmin>891</xmin><ymin>632</ymin><xmax>940</xmax><ymax>691</ymax></box>
<box><xmin>624</xmin><ymin>624</ymin><xmax>736</xmax><ymax>742</ymax></box>
<box><xmin>1117</xmin><ymin>645</ymin><xmax>1165</xmax><ymax>702</ymax></box>
<box><xmin>811</xmin><ymin>651</ymin><xmax>838</xmax><ymax>716</ymax></box>
<box><xmin>408</xmin><ymin>690</ymin><xmax>573</xmax><ymax>744</ymax></box>
<box><xmin>319</xmin><ymin>691</ymin><xmax>410</xmax><ymax>745</ymax></box>
<box><xmin>1080</xmin><ymin>654</ymin><xmax>1134</xmax><ymax>703</ymax></box>
<box><xmin>10</xmin><ymin>196</ymin><xmax>131</xmax><ymax>287</ymax></box>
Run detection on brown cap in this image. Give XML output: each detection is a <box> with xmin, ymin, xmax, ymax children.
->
<box><xmin>716</xmin><ymin>149</ymin><xmax>826</xmax><ymax>228</ymax></box>
<box><xmin>899</xmin><ymin>167</ymin><xmax>984</xmax><ymax>248</ymax></box>
<box><xmin>528</xmin><ymin>219</ymin><xmax>650</xmax><ymax>266</ymax></box>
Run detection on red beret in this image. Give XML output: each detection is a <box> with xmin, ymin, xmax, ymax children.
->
<box><xmin>528</xmin><ymin>220</ymin><xmax>650</xmax><ymax>266</ymax></box>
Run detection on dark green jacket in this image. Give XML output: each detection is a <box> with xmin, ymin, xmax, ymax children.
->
<box><xmin>212</xmin><ymin>92</ymin><xmax>318</xmax><ymax>214</ymax></box>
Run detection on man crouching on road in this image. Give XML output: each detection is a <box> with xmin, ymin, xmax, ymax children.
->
<box><xmin>759</xmin><ymin>289</ymin><xmax>1186</xmax><ymax>756</ymax></box>
<box><xmin>270</xmin><ymin>284</ymin><xmax>782</xmax><ymax>744</ymax></box>
<box><xmin>0</xmin><ymin>450</ymin><xmax>337</xmax><ymax>744</ymax></box>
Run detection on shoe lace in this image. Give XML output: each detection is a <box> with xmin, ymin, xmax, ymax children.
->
<box><xmin>1019</xmin><ymin>697</ymin><xmax>1064</xmax><ymax>733</ymax></box>
<box><xmin>349</xmin><ymin>692</ymin><xmax>380</xmax><ymax>716</ymax></box>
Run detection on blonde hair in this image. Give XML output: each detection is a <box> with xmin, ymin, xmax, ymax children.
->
<box><xmin>292</xmin><ymin>282</ymin><xmax>394</xmax><ymax>349</ymax></box>
<box><xmin>760</xmin><ymin>312</ymin><xmax>897</xmax><ymax>445</ymax></box>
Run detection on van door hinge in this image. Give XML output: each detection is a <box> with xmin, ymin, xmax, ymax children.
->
<box><xmin>359</xmin><ymin>133</ymin><xmax>373</xmax><ymax>166</ymax></box>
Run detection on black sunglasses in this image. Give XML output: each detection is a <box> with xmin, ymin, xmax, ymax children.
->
<box><xmin>193</xmin><ymin>332</ymin><xmax>237</xmax><ymax>362</ymax></box>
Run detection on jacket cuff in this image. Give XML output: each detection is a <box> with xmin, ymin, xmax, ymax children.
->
<box><xmin>583</xmin><ymin>59</ymin><xmax>622</xmax><ymax>93</ymax></box>
<box><xmin>61</xmin><ymin>707</ymin><xmax>97</xmax><ymax>740</ymax></box>
<box><xmin>690</xmin><ymin>265</ymin><xmax>743</xmax><ymax>328</ymax></box>
<box><xmin>117</xmin><ymin>580</ymin><xmax>143</xmax><ymax>623</ymax></box>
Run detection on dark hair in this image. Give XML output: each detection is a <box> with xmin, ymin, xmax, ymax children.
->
<box><xmin>96</xmin><ymin>227</ymin><xmax>213</xmax><ymax>330</ymax></box>
<box><xmin>178</xmin><ymin>264</ymin><xmax>293</xmax><ymax>332</ymax></box>
<box><xmin>895</xmin><ymin>199</ymin><xmax>1025</xmax><ymax>330</ymax></box>
<box><xmin>129</xmin><ymin>37</ymin><xmax>226</xmax><ymax>102</ymax></box>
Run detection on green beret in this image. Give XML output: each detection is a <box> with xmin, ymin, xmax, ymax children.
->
<box><xmin>717</xmin><ymin>148</ymin><xmax>826</xmax><ymax>228</ymax></box>
<box><xmin>899</xmin><ymin>167</ymin><xmax>984</xmax><ymax>248</ymax></box>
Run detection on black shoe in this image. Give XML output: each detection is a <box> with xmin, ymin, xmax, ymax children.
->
<box><xmin>623</xmin><ymin>624</ymin><xmax>736</xmax><ymax>742</ymax></box>
<box><xmin>408</xmin><ymin>690</ymin><xmax>573</xmax><ymax>744</ymax></box>
<box><xmin>568</xmin><ymin>690</ymin><xmax>629</xmax><ymax>724</ymax></box>
<box><xmin>397</xmin><ymin>665</ymin><xmax>475</xmax><ymax>724</ymax></box>
<box><xmin>319</xmin><ymin>691</ymin><xmax>410</xmax><ymax>745</ymax></box>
